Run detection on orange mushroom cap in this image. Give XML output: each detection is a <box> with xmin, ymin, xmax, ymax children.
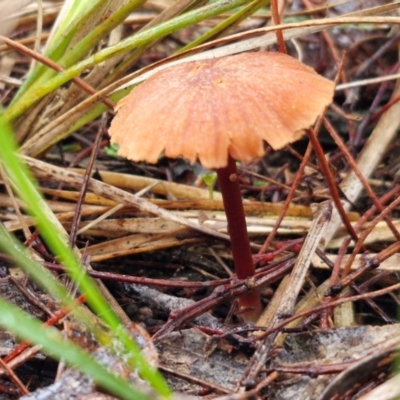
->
<box><xmin>109</xmin><ymin>52</ymin><xmax>335</xmax><ymax>169</ymax></box>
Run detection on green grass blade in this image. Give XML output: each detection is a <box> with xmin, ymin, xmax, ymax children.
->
<box><xmin>0</xmin><ymin>297</ymin><xmax>152</xmax><ymax>400</ymax></box>
<box><xmin>18</xmin><ymin>0</ymin><xmax>145</xmax><ymax>101</ymax></box>
<box><xmin>179</xmin><ymin>0</ymin><xmax>269</xmax><ymax>52</ymax></box>
<box><xmin>12</xmin><ymin>0</ymin><xmax>112</xmax><ymax>104</ymax></box>
<box><xmin>4</xmin><ymin>0</ymin><xmax>249</xmax><ymax>123</ymax></box>
<box><xmin>0</xmin><ymin>224</ymin><xmax>74</xmax><ymax>305</ymax></box>
<box><xmin>0</xmin><ymin>116</ymin><xmax>171</xmax><ymax>396</ymax></box>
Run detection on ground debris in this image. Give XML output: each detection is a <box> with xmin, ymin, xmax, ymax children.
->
<box><xmin>147</xmin><ymin>324</ymin><xmax>400</xmax><ymax>398</ymax></box>
<box><xmin>268</xmin><ymin>324</ymin><xmax>400</xmax><ymax>400</ymax></box>
<box><xmin>157</xmin><ymin>328</ymin><xmax>248</xmax><ymax>395</ymax></box>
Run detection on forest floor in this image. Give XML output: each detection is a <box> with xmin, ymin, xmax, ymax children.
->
<box><xmin>1</xmin><ymin>0</ymin><xmax>400</xmax><ymax>399</ymax></box>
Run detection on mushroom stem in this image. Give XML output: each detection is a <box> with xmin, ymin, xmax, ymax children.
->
<box><xmin>216</xmin><ymin>156</ymin><xmax>262</xmax><ymax>322</ymax></box>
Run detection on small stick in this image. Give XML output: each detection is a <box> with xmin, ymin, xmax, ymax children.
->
<box><xmin>270</xmin><ymin>0</ymin><xmax>287</xmax><ymax>54</ymax></box>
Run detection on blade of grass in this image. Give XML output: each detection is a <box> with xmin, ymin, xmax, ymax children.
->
<box><xmin>0</xmin><ymin>223</ymin><xmax>119</xmax><ymax>345</ymax></box>
<box><xmin>179</xmin><ymin>0</ymin><xmax>269</xmax><ymax>52</ymax></box>
<box><xmin>4</xmin><ymin>0</ymin><xmax>250</xmax><ymax>123</ymax></box>
<box><xmin>19</xmin><ymin>0</ymin><xmax>146</xmax><ymax>100</ymax></box>
<box><xmin>97</xmin><ymin>0</ymin><xmax>201</xmax><ymax>92</ymax></box>
<box><xmin>21</xmin><ymin>87</ymin><xmax>127</xmax><ymax>156</ymax></box>
<box><xmin>0</xmin><ymin>296</ymin><xmax>153</xmax><ymax>400</ymax></box>
<box><xmin>12</xmin><ymin>0</ymin><xmax>112</xmax><ymax>104</ymax></box>
<box><xmin>51</xmin><ymin>0</ymin><xmax>109</xmax><ymax>42</ymax></box>
<box><xmin>0</xmin><ymin>116</ymin><xmax>171</xmax><ymax>396</ymax></box>
<box><xmin>0</xmin><ymin>224</ymin><xmax>77</xmax><ymax>309</ymax></box>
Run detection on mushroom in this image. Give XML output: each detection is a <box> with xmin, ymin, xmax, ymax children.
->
<box><xmin>109</xmin><ymin>52</ymin><xmax>335</xmax><ymax>321</ymax></box>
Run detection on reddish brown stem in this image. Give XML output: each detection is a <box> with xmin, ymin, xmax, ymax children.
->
<box><xmin>307</xmin><ymin>128</ymin><xmax>360</xmax><ymax>244</ymax></box>
<box><xmin>216</xmin><ymin>156</ymin><xmax>262</xmax><ymax>321</ymax></box>
<box><xmin>271</xmin><ymin>0</ymin><xmax>287</xmax><ymax>54</ymax></box>
<box><xmin>259</xmin><ymin>142</ymin><xmax>313</xmax><ymax>253</ymax></box>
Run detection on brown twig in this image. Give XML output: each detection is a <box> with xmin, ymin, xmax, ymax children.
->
<box><xmin>152</xmin><ymin>258</ymin><xmax>295</xmax><ymax>340</ymax></box>
<box><xmin>271</xmin><ymin>0</ymin><xmax>287</xmax><ymax>54</ymax></box>
<box><xmin>324</xmin><ymin>118</ymin><xmax>400</xmax><ymax>243</ymax></box>
<box><xmin>69</xmin><ymin>118</ymin><xmax>106</xmax><ymax>246</ymax></box>
<box><xmin>307</xmin><ymin>128</ymin><xmax>360</xmax><ymax>244</ymax></box>
<box><xmin>3</xmin><ymin>294</ymin><xmax>86</xmax><ymax>364</ymax></box>
<box><xmin>259</xmin><ymin>142</ymin><xmax>313</xmax><ymax>253</ymax></box>
<box><xmin>0</xmin><ymin>357</ymin><xmax>29</xmax><ymax>396</ymax></box>
<box><xmin>341</xmin><ymin>194</ymin><xmax>400</xmax><ymax>277</ymax></box>
<box><xmin>0</xmin><ymin>35</ymin><xmax>115</xmax><ymax>111</ymax></box>
<box><xmin>254</xmin><ymin>279</ymin><xmax>400</xmax><ymax>343</ymax></box>
<box><xmin>329</xmin><ymin>184</ymin><xmax>400</xmax><ymax>286</ymax></box>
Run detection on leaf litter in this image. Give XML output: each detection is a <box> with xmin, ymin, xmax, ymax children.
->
<box><xmin>1</xmin><ymin>0</ymin><xmax>400</xmax><ymax>399</ymax></box>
